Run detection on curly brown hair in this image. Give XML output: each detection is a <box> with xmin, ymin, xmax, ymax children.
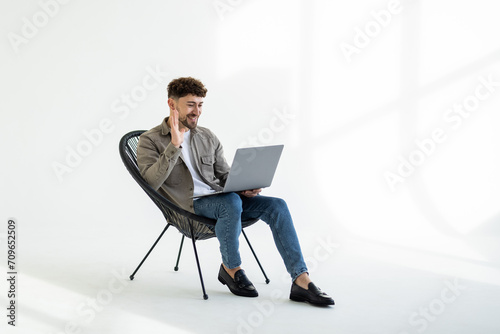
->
<box><xmin>167</xmin><ymin>77</ymin><xmax>208</xmax><ymax>99</ymax></box>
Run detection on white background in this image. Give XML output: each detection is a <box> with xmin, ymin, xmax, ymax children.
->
<box><xmin>1</xmin><ymin>0</ymin><xmax>500</xmax><ymax>333</ymax></box>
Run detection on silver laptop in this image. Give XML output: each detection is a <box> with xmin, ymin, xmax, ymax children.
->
<box><xmin>192</xmin><ymin>144</ymin><xmax>284</xmax><ymax>198</ymax></box>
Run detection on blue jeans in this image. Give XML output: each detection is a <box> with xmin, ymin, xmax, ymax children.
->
<box><xmin>193</xmin><ymin>192</ymin><xmax>308</xmax><ymax>282</ymax></box>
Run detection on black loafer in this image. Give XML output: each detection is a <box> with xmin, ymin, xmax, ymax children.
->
<box><xmin>290</xmin><ymin>282</ymin><xmax>335</xmax><ymax>306</ymax></box>
<box><xmin>218</xmin><ymin>264</ymin><xmax>258</xmax><ymax>297</ymax></box>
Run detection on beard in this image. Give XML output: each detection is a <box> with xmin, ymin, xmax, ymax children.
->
<box><xmin>180</xmin><ymin>113</ymin><xmax>198</xmax><ymax>130</ymax></box>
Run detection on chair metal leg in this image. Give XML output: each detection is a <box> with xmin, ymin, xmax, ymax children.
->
<box><xmin>190</xmin><ymin>227</ymin><xmax>209</xmax><ymax>300</ymax></box>
<box><xmin>129</xmin><ymin>224</ymin><xmax>171</xmax><ymax>280</ymax></box>
<box><xmin>242</xmin><ymin>229</ymin><xmax>270</xmax><ymax>284</ymax></box>
<box><xmin>174</xmin><ymin>235</ymin><xmax>185</xmax><ymax>271</ymax></box>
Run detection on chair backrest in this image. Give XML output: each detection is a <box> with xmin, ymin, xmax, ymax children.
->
<box><xmin>119</xmin><ymin>130</ymin><xmax>217</xmax><ymax>240</ymax></box>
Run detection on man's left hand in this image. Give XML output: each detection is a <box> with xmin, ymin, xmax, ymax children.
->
<box><xmin>239</xmin><ymin>189</ymin><xmax>262</xmax><ymax>197</ymax></box>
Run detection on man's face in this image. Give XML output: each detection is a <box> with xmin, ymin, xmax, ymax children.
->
<box><xmin>171</xmin><ymin>94</ymin><xmax>204</xmax><ymax>130</ymax></box>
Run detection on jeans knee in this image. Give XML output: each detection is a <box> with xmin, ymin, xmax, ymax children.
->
<box><xmin>271</xmin><ymin>197</ymin><xmax>289</xmax><ymax>212</ymax></box>
<box><xmin>219</xmin><ymin>193</ymin><xmax>243</xmax><ymax>219</ymax></box>
<box><xmin>271</xmin><ymin>197</ymin><xmax>293</xmax><ymax>226</ymax></box>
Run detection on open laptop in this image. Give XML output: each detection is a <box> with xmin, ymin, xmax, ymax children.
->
<box><xmin>192</xmin><ymin>144</ymin><xmax>284</xmax><ymax>198</ymax></box>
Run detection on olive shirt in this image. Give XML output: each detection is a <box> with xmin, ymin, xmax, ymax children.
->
<box><xmin>137</xmin><ymin>117</ymin><xmax>230</xmax><ymax>213</ymax></box>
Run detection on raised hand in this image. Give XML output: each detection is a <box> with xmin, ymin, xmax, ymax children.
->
<box><xmin>170</xmin><ymin>108</ymin><xmax>186</xmax><ymax>148</ymax></box>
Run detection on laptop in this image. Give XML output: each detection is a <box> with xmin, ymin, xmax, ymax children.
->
<box><xmin>192</xmin><ymin>144</ymin><xmax>284</xmax><ymax>198</ymax></box>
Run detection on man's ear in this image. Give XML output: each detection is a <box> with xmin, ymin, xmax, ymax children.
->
<box><xmin>167</xmin><ymin>97</ymin><xmax>176</xmax><ymax>110</ymax></box>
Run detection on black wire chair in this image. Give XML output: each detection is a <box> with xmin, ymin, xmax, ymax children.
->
<box><xmin>119</xmin><ymin>130</ymin><xmax>270</xmax><ymax>300</ymax></box>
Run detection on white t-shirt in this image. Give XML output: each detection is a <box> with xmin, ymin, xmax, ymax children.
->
<box><xmin>181</xmin><ymin>131</ymin><xmax>216</xmax><ymax>198</ymax></box>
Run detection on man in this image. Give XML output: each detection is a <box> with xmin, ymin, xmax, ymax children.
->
<box><xmin>137</xmin><ymin>77</ymin><xmax>334</xmax><ymax>306</ymax></box>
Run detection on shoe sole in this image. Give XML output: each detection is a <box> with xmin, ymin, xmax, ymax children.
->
<box><xmin>290</xmin><ymin>294</ymin><xmax>335</xmax><ymax>306</ymax></box>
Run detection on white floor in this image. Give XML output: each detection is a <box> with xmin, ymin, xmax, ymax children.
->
<box><xmin>3</xmin><ymin>210</ymin><xmax>500</xmax><ymax>334</ymax></box>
